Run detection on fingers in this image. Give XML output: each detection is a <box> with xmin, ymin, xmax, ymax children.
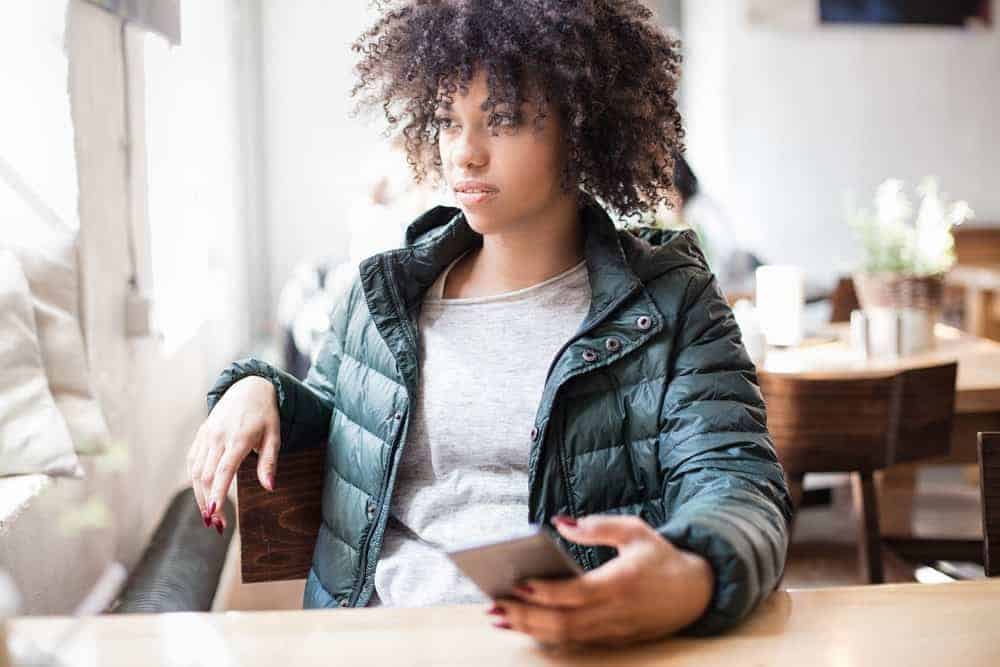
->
<box><xmin>491</xmin><ymin>598</ymin><xmax>609</xmax><ymax>646</ymax></box>
<box><xmin>510</xmin><ymin>569</ymin><xmax>610</xmax><ymax>609</ymax></box>
<box><xmin>509</xmin><ymin>546</ymin><xmax>644</xmax><ymax>615</ymax></box>
<box><xmin>188</xmin><ymin>426</ymin><xmax>211</xmax><ymax>519</ymax></box>
<box><xmin>207</xmin><ymin>431</ymin><xmax>253</xmax><ymax>532</ymax></box>
<box><xmin>551</xmin><ymin>513</ymin><xmax>658</xmax><ymax>550</ymax></box>
<box><xmin>200</xmin><ymin>436</ymin><xmax>226</xmax><ymax>525</ymax></box>
<box><xmin>191</xmin><ymin>378</ymin><xmax>278</xmax><ymax>535</ymax></box>
<box><xmin>256</xmin><ymin>428</ymin><xmax>280</xmax><ymax>492</ymax></box>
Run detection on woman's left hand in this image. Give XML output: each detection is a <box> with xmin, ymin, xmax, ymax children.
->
<box><xmin>487</xmin><ymin>513</ymin><xmax>715</xmax><ymax>648</ymax></box>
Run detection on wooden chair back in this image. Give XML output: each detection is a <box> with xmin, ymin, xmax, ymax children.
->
<box><xmin>829</xmin><ymin>277</ymin><xmax>860</xmax><ymax>323</ymax></box>
<box><xmin>954</xmin><ymin>224</ymin><xmax>1000</xmax><ymax>267</ymax></box>
<box><xmin>759</xmin><ymin>363</ymin><xmax>957</xmax><ymax>476</ymax></box>
<box><xmin>762</xmin><ymin>362</ymin><xmax>956</xmax><ymax>584</ymax></box>
<box><xmin>979</xmin><ymin>432</ymin><xmax>1000</xmax><ymax>577</ymax></box>
<box><xmin>236</xmin><ymin>446</ymin><xmax>325</xmax><ymax>583</ymax></box>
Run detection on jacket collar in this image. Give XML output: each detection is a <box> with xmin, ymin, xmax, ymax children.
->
<box><xmin>374</xmin><ymin>191</ymin><xmax>645</xmax><ymax>322</ymax></box>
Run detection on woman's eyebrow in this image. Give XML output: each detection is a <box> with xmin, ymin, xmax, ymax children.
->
<box><xmin>438</xmin><ymin>103</ymin><xmax>519</xmax><ymax>116</ymax></box>
<box><xmin>435</xmin><ymin>102</ymin><xmax>482</xmax><ymax>114</ymax></box>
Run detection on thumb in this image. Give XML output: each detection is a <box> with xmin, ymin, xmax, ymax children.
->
<box><xmin>550</xmin><ymin>513</ymin><xmax>648</xmax><ymax>549</ymax></box>
<box><xmin>256</xmin><ymin>430</ymin><xmax>280</xmax><ymax>492</ymax></box>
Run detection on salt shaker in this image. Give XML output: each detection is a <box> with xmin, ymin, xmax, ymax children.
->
<box><xmin>849</xmin><ymin>309</ymin><xmax>870</xmax><ymax>359</ymax></box>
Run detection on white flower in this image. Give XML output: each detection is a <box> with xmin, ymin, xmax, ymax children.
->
<box><xmin>849</xmin><ymin>176</ymin><xmax>974</xmax><ymax>276</ymax></box>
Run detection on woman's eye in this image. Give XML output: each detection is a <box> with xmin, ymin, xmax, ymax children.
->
<box><xmin>483</xmin><ymin>114</ymin><xmax>516</xmax><ymax>136</ymax></box>
<box><xmin>433</xmin><ymin>116</ymin><xmax>455</xmax><ymax>129</ymax></box>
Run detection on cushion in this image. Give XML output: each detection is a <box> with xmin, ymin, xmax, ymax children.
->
<box><xmin>0</xmin><ymin>248</ymin><xmax>83</xmax><ymax>477</ymax></box>
<box><xmin>0</xmin><ymin>181</ymin><xmax>110</xmax><ymax>454</ymax></box>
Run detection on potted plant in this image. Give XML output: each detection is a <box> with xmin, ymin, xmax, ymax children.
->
<box><xmin>848</xmin><ymin>177</ymin><xmax>974</xmax><ymax>354</ymax></box>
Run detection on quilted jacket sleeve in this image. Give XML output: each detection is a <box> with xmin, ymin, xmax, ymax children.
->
<box><xmin>205</xmin><ymin>355</ymin><xmax>334</xmax><ymax>455</ymax></box>
<box><xmin>655</xmin><ymin>269</ymin><xmax>793</xmax><ymax>636</ymax></box>
<box><xmin>205</xmin><ymin>283</ymin><xmax>352</xmax><ymax>455</ymax></box>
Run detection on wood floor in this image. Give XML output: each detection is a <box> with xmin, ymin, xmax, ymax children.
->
<box><xmin>783</xmin><ymin>466</ymin><xmax>982</xmax><ymax>588</ymax></box>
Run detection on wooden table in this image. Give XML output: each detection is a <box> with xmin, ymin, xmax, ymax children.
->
<box><xmin>7</xmin><ymin>581</ymin><xmax>1000</xmax><ymax>666</ymax></box>
<box><xmin>763</xmin><ymin>323</ymin><xmax>1000</xmax><ymax>420</ymax></box>
<box><xmin>763</xmin><ymin>323</ymin><xmax>1000</xmax><ymax>554</ymax></box>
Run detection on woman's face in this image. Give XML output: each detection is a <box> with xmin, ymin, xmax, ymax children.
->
<box><xmin>435</xmin><ymin>69</ymin><xmax>572</xmax><ymax>235</ymax></box>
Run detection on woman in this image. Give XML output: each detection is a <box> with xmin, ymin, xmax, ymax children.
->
<box><xmin>187</xmin><ymin>0</ymin><xmax>791</xmax><ymax>647</ymax></box>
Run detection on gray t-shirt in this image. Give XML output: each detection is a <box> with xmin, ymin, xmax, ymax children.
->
<box><xmin>366</xmin><ymin>250</ymin><xmax>591</xmax><ymax>607</ymax></box>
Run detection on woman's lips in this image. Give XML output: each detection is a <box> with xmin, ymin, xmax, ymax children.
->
<box><xmin>455</xmin><ymin>190</ymin><xmax>499</xmax><ymax>205</ymax></box>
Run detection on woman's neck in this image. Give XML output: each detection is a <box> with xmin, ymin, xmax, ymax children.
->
<box><xmin>444</xmin><ymin>196</ymin><xmax>585</xmax><ymax>299</ymax></box>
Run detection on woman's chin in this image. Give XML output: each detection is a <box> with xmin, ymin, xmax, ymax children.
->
<box><xmin>461</xmin><ymin>210</ymin><xmax>505</xmax><ymax>235</ymax></box>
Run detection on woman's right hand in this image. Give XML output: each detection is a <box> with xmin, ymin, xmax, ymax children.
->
<box><xmin>187</xmin><ymin>376</ymin><xmax>281</xmax><ymax>534</ymax></box>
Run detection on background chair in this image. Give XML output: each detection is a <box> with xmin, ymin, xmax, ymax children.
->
<box><xmin>828</xmin><ymin>276</ymin><xmax>860</xmax><ymax>323</ymax></box>
<box><xmin>760</xmin><ymin>362</ymin><xmax>957</xmax><ymax>584</ymax></box>
<box><xmin>912</xmin><ymin>431</ymin><xmax>999</xmax><ymax>581</ymax></box>
<box><xmin>982</xmin><ymin>432</ymin><xmax>1000</xmax><ymax>577</ymax></box>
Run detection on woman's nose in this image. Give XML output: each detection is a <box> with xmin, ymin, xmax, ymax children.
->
<box><xmin>451</xmin><ymin>130</ymin><xmax>488</xmax><ymax>170</ymax></box>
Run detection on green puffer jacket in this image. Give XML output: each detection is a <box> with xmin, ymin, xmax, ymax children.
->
<box><xmin>206</xmin><ymin>194</ymin><xmax>793</xmax><ymax>636</ymax></box>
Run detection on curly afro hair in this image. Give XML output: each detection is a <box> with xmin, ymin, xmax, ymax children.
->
<box><xmin>350</xmin><ymin>0</ymin><xmax>685</xmax><ymax>221</ymax></box>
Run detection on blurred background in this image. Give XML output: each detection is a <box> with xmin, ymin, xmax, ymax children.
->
<box><xmin>1</xmin><ymin>0</ymin><xmax>997</xmax><ymax>617</ymax></box>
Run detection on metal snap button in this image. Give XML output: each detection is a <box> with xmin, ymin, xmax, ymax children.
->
<box><xmin>636</xmin><ymin>315</ymin><xmax>652</xmax><ymax>330</ymax></box>
<box><xmin>393</xmin><ymin>412</ymin><xmax>403</xmax><ymax>421</ymax></box>
<box><xmin>339</xmin><ymin>598</ymin><xmax>350</xmax><ymax>607</ymax></box>
<box><xmin>605</xmin><ymin>337</ymin><xmax>622</xmax><ymax>352</ymax></box>
<box><xmin>366</xmin><ymin>500</ymin><xmax>376</xmax><ymax>520</ymax></box>
<box><xmin>581</xmin><ymin>349</ymin><xmax>599</xmax><ymax>363</ymax></box>
<box><xmin>530</xmin><ymin>426</ymin><xmax>539</xmax><ymax>441</ymax></box>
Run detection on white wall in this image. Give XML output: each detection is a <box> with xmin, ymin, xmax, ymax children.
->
<box><xmin>682</xmin><ymin>0</ymin><xmax>1000</xmax><ymax>285</ymax></box>
<box><xmin>0</xmin><ymin>0</ymin><xmax>251</xmax><ymax>614</ymax></box>
<box><xmin>256</xmin><ymin>1</ymin><xmax>388</xmax><ymax>319</ymax></box>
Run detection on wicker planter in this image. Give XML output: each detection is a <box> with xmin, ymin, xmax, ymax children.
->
<box><xmin>851</xmin><ymin>272</ymin><xmax>945</xmax><ymax>356</ymax></box>
<box><xmin>851</xmin><ymin>272</ymin><xmax>945</xmax><ymax>311</ymax></box>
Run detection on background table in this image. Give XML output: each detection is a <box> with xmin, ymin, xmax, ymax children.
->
<box><xmin>7</xmin><ymin>581</ymin><xmax>1000</xmax><ymax>666</ymax></box>
<box><xmin>763</xmin><ymin>323</ymin><xmax>1000</xmax><ymax>555</ymax></box>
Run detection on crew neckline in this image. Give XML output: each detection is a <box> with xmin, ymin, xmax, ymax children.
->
<box><xmin>426</xmin><ymin>251</ymin><xmax>588</xmax><ymax>305</ymax></box>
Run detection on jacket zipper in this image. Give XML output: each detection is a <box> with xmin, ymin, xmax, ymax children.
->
<box><xmin>532</xmin><ymin>279</ymin><xmax>644</xmax><ymax>437</ymax></box>
<box><xmin>531</xmin><ymin>281</ymin><xmax>646</xmax><ymax>572</ymax></box>
<box><xmin>349</xmin><ymin>255</ymin><xmax>419</xmax><ymax>606</ymax></box>
<box><xmin>350</xmin><ymin>393</ymin><xmax>410</xmax><ymax>606</ymax></box>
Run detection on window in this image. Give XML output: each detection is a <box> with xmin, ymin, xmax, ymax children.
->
<box><xmin>142</xmin><ymin>1</ymin><xmax>247</xmax><ymax>355</ymax></box>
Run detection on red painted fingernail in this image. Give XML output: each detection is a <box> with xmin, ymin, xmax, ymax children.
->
<box><xmin>552</xmin><ymin>514</ymin><xmax>577</xmax><ymax>527</ymax></box>
<box><xmin>493</xmin><ymin>621</ymin><xmax>512</xmax><ymax>630</ymax></box>
<box><xmin>203</xmin><ymin>514</ymin><xmax>211</xmax><ymax>528</ymax></box>
<box><xmin>215</xmin><ymin>520</ymin><xmax>223</xmax><ymax>535</ymax></box>
<box><xmin>208</xmin><ymin>501</ymin><xmax>217</xmax><ymax>516</ymax></box>
<box><xmin>486</xmin><ymin>605</ymin><xmax>506</xmax><ymax>616</ymax></box>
